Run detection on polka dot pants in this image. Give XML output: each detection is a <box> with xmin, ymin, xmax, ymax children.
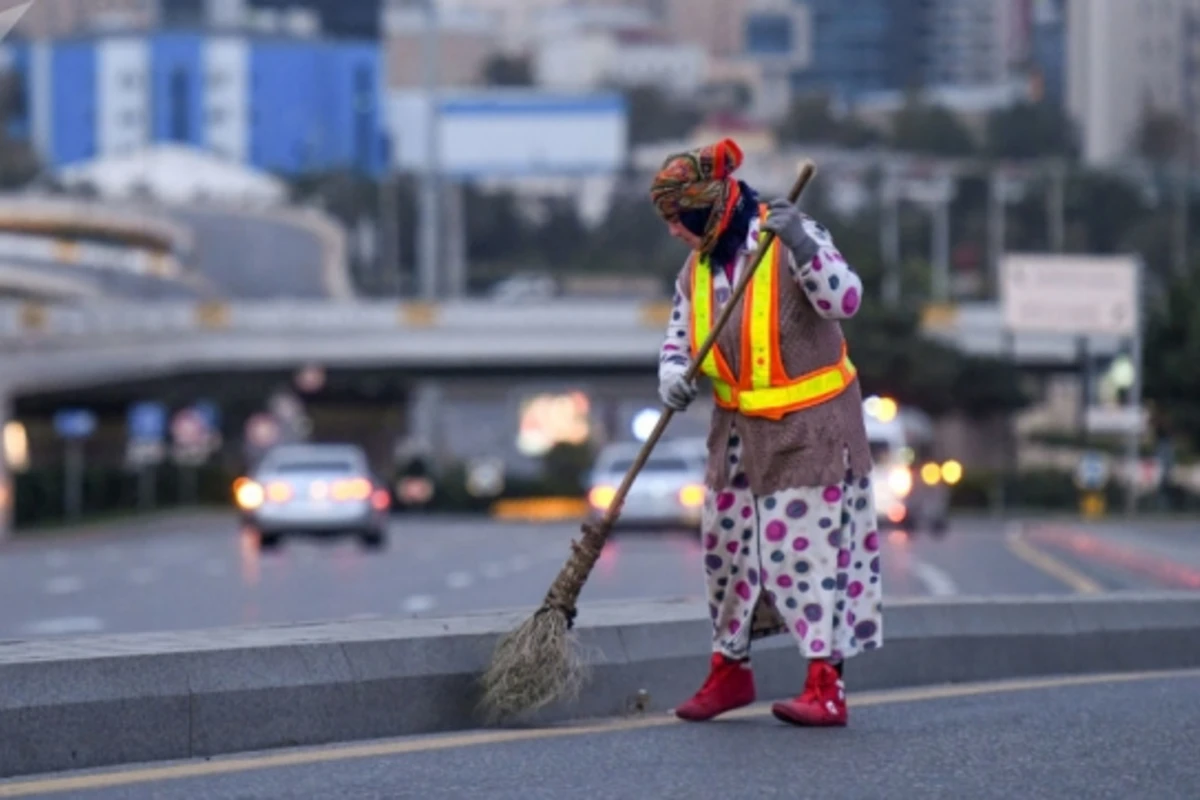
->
<box><xmin>702</xmin><ymin>427</ymin><xmax>884</xmax><ymax>661</ymax></box>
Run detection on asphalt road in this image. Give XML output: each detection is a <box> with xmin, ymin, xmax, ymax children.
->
<box><xmin>170</xmin><ymin>209</ymin><xmax>329</xmax><ymax>299</ymax></box>
<box><xmin>1</xmin><ymin>514</ymin><xmax>1196</xmax><ymax>641</ymax></box>
<box><xmin>2</xmin><ymin>670</ymin><xmax>1197</xmax><ymax>799</ymax></box>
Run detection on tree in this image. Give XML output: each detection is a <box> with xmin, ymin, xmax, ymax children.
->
<box><xmin>776</xmin><ymin>93</ymin><xmax>881</xmax><ymax>149</ymax></box>
<box><xmin>623</xmin><ymin>85</ymin><xmax>703</xmax><ymax>145</ymax></box>
<box><xmin>1136</xmin><ymin>108</ymin><xmax>1191</xmax><ymax>164</ymax></box>
<box><xmin>984</xmin><ymin>101</ymin><xmax>1078</xmax><ymax>159</ymax></box>
<box><xmin>482</xmin><ymin>54</ymin><xmax>534</xmax><ymax>87</ymax></box>
<box><xmin>1143</xmin><ymin>269</ymin><xmax>1200</xmax><ymax>452</ymax></box>
<box><xmin>889</xmin><ymin>94</ymin><xmax>977</xmax><ymax>157</ymax></box>
<box><xmin>843</xmin><ymin>304</ymin><xmax>1031</xmax><ymax>419</ymax></box>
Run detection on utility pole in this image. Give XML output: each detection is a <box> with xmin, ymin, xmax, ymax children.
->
<box><xmin>987</xmin><ymin>166</ymin><xmax>1006</xmax><ymax>298</ymax></box>
<box><xmin>880</xmin><ymin>168</ymin><xmax>901</xmax><ymax>307</ymax></box>
<box><xmin>418</xmin><ymin>0</ymin><xmax>442</xmax><ymax>301</ymax></box>
<box><xmin>1172</xmin><ymin>163</ymin><xmax>1189</xmax><ymax>278</ymax></box>
<box><xmin>1048</xmin><ymin>158</ymin><xmax>1066</xmax><ymax>252</ymax></box>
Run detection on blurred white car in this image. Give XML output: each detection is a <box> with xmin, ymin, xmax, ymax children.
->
<box><xmin>586</xmin><ymin>439</ymin><xmax>707</xmax><ymax>531</ymax></box>
<box><xmin>234</xmin><ymin>443</ymin><xmax>391</xmax><ymax>550</ymax></box>
<box><xmin>863</xmin><ymin>397</ymin><xmax>960</xmax><ymax>536</ymax></box>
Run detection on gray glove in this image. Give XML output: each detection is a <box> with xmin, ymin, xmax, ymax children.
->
<box><xmin>659</xmin><ymin>371</ymin><xmax>698</xmax><ymax>411</ymax></box>
<box><xmin>763</xmin><ymin>198</ymin><xmax>819</xmax><ymax>265</ymax></box>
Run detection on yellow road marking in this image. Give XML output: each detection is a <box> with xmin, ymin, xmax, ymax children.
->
<box><xmin>2</xmin><ymin>669</ymin><xmax>1197</xmax><ymax>797</ymax></box>
<box><xmin>1004</xmin><ymin>524</ymin><xmax>1104</xmax><ymax>594</ymax></box>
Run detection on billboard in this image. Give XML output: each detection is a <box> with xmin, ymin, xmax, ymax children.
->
<box><xmin>386</xmin><ymin>88</ymin><xmax>627</xmax><ymax>178</ymax></box>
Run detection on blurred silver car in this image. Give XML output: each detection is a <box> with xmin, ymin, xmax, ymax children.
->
<box><xmin>586</xmin><ymin>439</ymin><xmax>707</xmax><ymax>531</ymax></box>
<box><xmin>234</xmin><ymin>443</ymin><xmax>391</xmax><ymax>550</ymax></box>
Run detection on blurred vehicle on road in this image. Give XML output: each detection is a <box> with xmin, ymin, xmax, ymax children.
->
<box><xmin>233</xmin><ymin>442</ymin><xmax>390</xmax><ymax>551</ymax></box>
<box><xmin>586</xmin><ymin>438</ymin><xmax>706</xmax><ymax>532</ymax></box>
<box><xmin>863</xmin><ymin>396</ymin><xmax>961</xmax><ymax>536</ymax></box>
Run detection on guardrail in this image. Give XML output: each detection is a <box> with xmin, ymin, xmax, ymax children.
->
<box><xmin>0</xmin><ymin>298</ymin><xmax>674</xmax><ymax>341</ymax></box>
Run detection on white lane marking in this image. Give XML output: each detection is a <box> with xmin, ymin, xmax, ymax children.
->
<box><xmin>401</xmin><ymin>595</ymin><xmax>435</xmax><ymax>613</ymax></box>
<box><xmin>43</xmin><ymin>576</ymin><xmax>83</xmax><ymax>595</ymax></box>
<box><xmin>908</xmin><ymin>558</ymin><xmax>959</xmax><ymax>596</ymax></box>
<box><xmin>480</xmin><ymin>562</ymin><xmax>506</xmax><ymax>580</ymax></box>
<box><xmin>128</xmin><ymin>567</ymin><xmax>158</xmax><ymax>586</ymax></box>
<box><xmin>445</xmin><ymin>571</ymin><xmax>473</xmax><ymax>589</ymax></box>
<box><xmin>20</xmin><ymin>616</ymin><xmax>106</xmax><ymax>635</ymax></box>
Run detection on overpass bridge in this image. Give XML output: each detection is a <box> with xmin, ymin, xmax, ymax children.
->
<box><xmin>0</xmin><ymin>296</ymin><xmax>1125</xmax><ymax>395</ymax></box>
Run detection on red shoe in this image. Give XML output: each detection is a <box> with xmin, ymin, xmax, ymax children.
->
<box><xmin>674</xmin><ymin>653</ymin><xmax>756</xmax><ymax>722</ymax></box>
<box><xmin>771</xmin><ymin>660</ymin><xmax>848</xmax><ymax>727</ymax></box>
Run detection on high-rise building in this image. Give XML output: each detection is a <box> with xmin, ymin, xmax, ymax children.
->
<box><xmin>1067</xmin><ymin>0</ymin><xmax>1200</xmax><ymax>165</ymax></box>
<box><xmin>1</xmin><ymin>30</ymin><xmax>386</xmax><ymax>176</ymax></box>
<box><xmin>789</xmin><ymin>0</ymin><xmax>930</xmax><ymax>101</ymax></box>
<box><xmin>245</xmin><ymin>0</ymin><xmax>382</xmax><ymax>38</ymax></box>
<box><xmin>11</xmin><ymin>0</ymin><xmax>158</xmax><ymax>37</ymax></box>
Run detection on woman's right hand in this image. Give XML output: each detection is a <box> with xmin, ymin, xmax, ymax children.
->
<box><xmin>659</xmin><ymin>371</ymin><xmax>698</xmax><ymax>411</ymax></box>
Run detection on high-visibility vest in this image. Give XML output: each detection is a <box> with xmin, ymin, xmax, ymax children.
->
<box><xmin>690</xmin><ymin>207</ymin><xmax>857</xmax><ymax>422</ymax></box>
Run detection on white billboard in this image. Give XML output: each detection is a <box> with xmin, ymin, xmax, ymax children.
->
<box><xmin>1000</xmin><ymin>253</ymin><xmax>1139</xmax><ymax>337</ymax></box>
<box><xmin>386</xmin><ymin>89</ymin><xmax>628</xmax><ymax>179</ymax></box>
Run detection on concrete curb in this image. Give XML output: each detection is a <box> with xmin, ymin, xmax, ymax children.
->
<box><xmin>3</xmin><ymin>592</ymin><xmax>1200</xmax><ymax>778</ymax></box>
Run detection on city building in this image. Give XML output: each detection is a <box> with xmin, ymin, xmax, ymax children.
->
<box><xmin>1</xmin><ymin>30</ymin><xmax>386</xmax><ymax>177</ymax></box>
<box><xmin>788</xmin><ymin>0</ymin><xmax>929</xmax><ymax>104</ymax></box>
<box><xmin>1066</xmin><ymin>0</ymin><xmax>1200</xmax><ymax>165</ymax></box>
<box><xmin>739</xmin><ymin>0</ymin><xmax>813</xmax><ymax>118</ymax></box>
<box><xmin>534</xmin><ymin>28</ymin><xmax>708</xmax><ymax>97</ymax></box>
<box><xmin>1029</xmin><ymin>0</ymin><xmax>1066</xmax><ymax>105</ymax></box>
<box><xmin>244</xmin><ymin>0</ymin><xmax>382</xmax><ymax>38</ymax></box>
<box><xmin>12</xmin><ymin>0</ymin><xmax>158</xmax><ymax>37</ymax></box>
<box><xmin>383</xmin><ymin>2</ymin><xmax>499</xmax><ymax>88</ymax></box>
<box><xmin>925</xmin><ymin>0</ymin><xmax>1020</xmax><ymax>88</ymax></box>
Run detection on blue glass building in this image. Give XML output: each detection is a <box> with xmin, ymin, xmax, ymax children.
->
<box><xmin>776</xmin><ymin>0</ymin><xmax>931</xmax><ymax>102</ymax></box>
<box><xmin>0</xmin><ymin>30</ymin><xmax>386</xmax><ymax>177</ymax></box>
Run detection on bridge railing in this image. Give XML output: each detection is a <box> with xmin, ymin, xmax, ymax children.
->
<box><xmin>0</xmin><ymin>298</ymin><xmax>677</xmax><ymax>344</ymax></box>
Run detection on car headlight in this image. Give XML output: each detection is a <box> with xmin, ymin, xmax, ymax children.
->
<box><xmin>234</xmin><ymin>477</ymin><xmax>264</xmax><ymax>510</ymax></box>
<box><xmin>678</xmin><ymin>483</ymin><xmax>705</xmax><ymax>508</ymax></box>
<box><xmin>920</xmin><ymin>463</ymin><xmax>941</xmax><ymax>485</ymax></box>
<box><xmin>588</xmin><ymin>485</ymin><xmax>616</xmax><ymax>510</ymax></box>
<box><xmin>887</xmin><ymin>466</ymin><xmax>913</xmax><ymax>497</ymax></box>
<box><xmin>940</xmin><ymin>460</ymin><xmax>963</xmax><ymax>485</ymax></box>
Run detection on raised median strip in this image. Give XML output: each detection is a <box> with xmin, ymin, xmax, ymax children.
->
<box><xmin>2</xmin><ymin>592</ymin><xmax>1200</xmax><ymax>779</ymax></box>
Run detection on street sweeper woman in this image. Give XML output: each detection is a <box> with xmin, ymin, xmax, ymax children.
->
<box><xmin>650</xmin><ymin>138</ymin><xmax>883</xmax><ymax>727</ymax></box>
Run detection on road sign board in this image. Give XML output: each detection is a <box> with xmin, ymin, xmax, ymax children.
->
<box><xmin>127</xmin><ymin>402</ymin><xmax>166</xmax><ymax>442</ymax></box>
<box><xmin>53</xmin><ymin>409</ymin><xmax>95</xmax><ymax>440</ymax></box>
<box><xmin>1000</xmin><ymin>254</ymin><xmax>1138</xmax><ymax>336</ymax></box>
<box><xmin>1075</xmin><ymin>451</ymin><xmax>1109</xmax><ymax>490</ymax></box>
<box><xmin>171</xmin><ymin>409</ymin><xmax>209</xmax><ymax>447</ymax></box>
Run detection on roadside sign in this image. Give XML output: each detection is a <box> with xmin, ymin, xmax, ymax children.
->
<box><xmin>127</xmin><ymin>402</ymin><xmax>166</xmax><ymax>442</ymax></box>
<box><xmin>53</xmin><ymin>409</ymin><xmax>95</xmax><ymax>440</ymax></box>
<box><xmin>1075</xmin><ymin>451</ymin><xmax>1109</xmax><ymax>491</ymax></box>
<box><xmin>1000</xmin><ymin>254</ymin><xmax>1138</xmax><ymax>336</ymax></box>
<box><xmin>171</xmin><ymin>409</ymin><xmax>208</xmax><ymax>447</ymax></box>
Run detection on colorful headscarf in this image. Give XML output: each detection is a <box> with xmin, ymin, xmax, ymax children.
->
<box><xmin>649</xmin><ymin>138</ymin><xmax>745</xmax><ymax>254</ymax></box>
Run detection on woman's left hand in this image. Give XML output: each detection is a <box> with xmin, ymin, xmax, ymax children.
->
<box><xmin>763</xmin><ymin>198</ymin><xmax>819</xmax><ymax>264</ymax></box>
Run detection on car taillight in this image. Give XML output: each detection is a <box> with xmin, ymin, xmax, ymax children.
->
<box><xmin>331</xmin><ymin>477</ymin><xmax>372</xmax><ymax>502</ymax></box>
<box><xmin>371</xmin><ymin>488</ymin><xmax>390</xmax><ymax>511</ymax></box>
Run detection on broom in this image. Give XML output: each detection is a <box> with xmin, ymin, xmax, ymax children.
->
<box><xmin>479</xmin><ymin>159</ymin><xmax>819</xmax><ymax>722</ymax></box>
